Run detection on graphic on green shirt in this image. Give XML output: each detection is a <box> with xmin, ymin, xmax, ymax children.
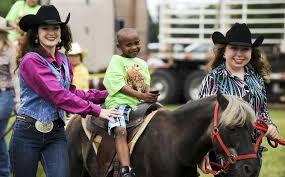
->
<box><xmin>125</xmin><ymin>64</ymin><xmax>147</xmax><ymax>93</ymax></box>
<box><xmin>103</xmin><ymin>55</ymin><xmax>150</xmax><ymax>109</ymax></box>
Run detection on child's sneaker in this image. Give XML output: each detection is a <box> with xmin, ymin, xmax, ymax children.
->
<box><xmin>121</xmin><ymin>166</ymin><xmax>136</xmax><ymax>177</ymax></box>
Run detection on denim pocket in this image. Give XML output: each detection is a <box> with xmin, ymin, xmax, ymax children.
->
<box><xmin>14</xmin><ymin>119</ymin><xmax>32</xmax><ymax>130</ymax></box>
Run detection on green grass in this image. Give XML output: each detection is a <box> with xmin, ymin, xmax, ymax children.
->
<box><xmin>5</xmin><ymin>108</ymin><xmax>285</xmax><ymax>177</ymax></box>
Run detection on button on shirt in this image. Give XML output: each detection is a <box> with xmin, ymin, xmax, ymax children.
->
<box><xmin>20</xmin><ymin>48</ymin><xmax>108</xmax><ymax>117</ymax></box>
<box><xmin>199</xmin><ymin>62</ymin><xmax>274</xmax><ymax>125</ymax></box>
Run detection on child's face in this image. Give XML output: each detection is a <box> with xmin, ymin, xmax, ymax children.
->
<box><xmin>68</xmin><ymin>54</ymin><xmax>82</xmax><ymax>67</ymax></box>
<box><xmin>117</xmin><ymin>33</ymin><xmax>141</xmax><ymax>58</ymax></box>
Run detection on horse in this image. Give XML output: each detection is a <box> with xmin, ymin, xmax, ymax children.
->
<box><xmin>66</xmin><ymin>92</ymin><xmax>261</xmax><ymax>177</ymax></box>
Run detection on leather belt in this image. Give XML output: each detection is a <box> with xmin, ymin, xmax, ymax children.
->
<box><xmin>0</xmin><ymin>88</ymin><xmax>13</xmax><ymax>93</ymax></box>
<box><xmin>16</xmin><ymin>115</ymin><xmax>65</xmax><ymax>131</ymax></box>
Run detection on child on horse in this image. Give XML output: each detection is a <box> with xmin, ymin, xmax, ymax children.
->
<box><xmin>103</xmin><ymin>28</ymin><xmax>159</xmax><ymax>177</ymax></box>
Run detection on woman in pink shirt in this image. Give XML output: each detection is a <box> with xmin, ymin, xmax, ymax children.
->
<box><xmin>9</xmin><ymin>5</ymin><xmax>119</xmax><ymax>177</ymax></box>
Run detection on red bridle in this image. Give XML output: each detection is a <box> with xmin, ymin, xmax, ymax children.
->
<box><xmin>205</xmin><ymin>102</ymin><xmax>259</xmax><ymax>175</ymax></box>
<box><xmin>205</xmin><ymin>102</ymin><xmax>285</xmax><ymax>175</ymax></box>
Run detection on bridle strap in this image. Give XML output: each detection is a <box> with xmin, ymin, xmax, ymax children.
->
<box><xmin>206</xmin><ymin>102</ymin><xmax>285</xmax><ymax>175</ymax></box>
<box><xmin>254</xmin><ymin>119</ymin><xmax>285</xmax><ymax>148</ymax></box>
<box><xmin>206</xmin><ymin>102</ymin><xmax>257</xmax><ymax>175</ymax></box>
<box><xmin>212</xmin><ymin>102</ymin><xmax>257</xmax><ymax>159</ymax></box>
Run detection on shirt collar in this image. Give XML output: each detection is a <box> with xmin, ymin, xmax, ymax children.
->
<box><xmin>221</xmin><ymin>62</ymin><xmax>251</xmax><ymax>78</ymax></box>
<box><xmin>33</xmin><ymin>46</ymin><xmax>63</xmax><ymax>66</ymax></box>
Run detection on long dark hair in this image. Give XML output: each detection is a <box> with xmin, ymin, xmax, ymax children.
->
<box><xmin>208</xmin><ymin>44</ymin><xmax>271</xmax><ymax>83</ymax></box>
<box><xmin>16</xmin><ymin>24</ymin><xmax>72</xmax><ymax>70</ymax></box>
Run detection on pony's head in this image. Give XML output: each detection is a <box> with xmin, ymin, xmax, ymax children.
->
<box><xmin>211</xmin><ymin>92</ymin><xmax>261</xmax><ymax>177</ymax></box>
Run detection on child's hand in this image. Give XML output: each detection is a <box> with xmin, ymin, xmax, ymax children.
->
<box><xmin>99</xmin><ymin>108</ymin><xmax>121</xmax><ymax>122</ymax></box>
<box><xmin>141</xmin><ymin>91</ymin><xmax>160</xmax><ymax>103</ymax></box>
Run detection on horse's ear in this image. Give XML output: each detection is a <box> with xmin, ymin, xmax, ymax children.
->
<box><xmin>217</xmin><ymin>90</ymin><xmax>229</xmax><ymax>110</ymax></box>
<box><xmin>242</xmin><ymin>93</ymin><xmax>249</xmax><ymax>102</ymax></box>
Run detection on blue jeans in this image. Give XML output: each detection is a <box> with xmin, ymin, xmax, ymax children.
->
<box><xmin>0</xmin><ymin>90</ymin><xmax>14</xmax><ymax>177</ymax></box>
<box><xmin>9</xmin><ymin>119</ymin><xmax>69</xmax><ymax>177</ymax></box>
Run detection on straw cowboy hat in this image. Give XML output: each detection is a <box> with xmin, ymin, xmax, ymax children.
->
<box><xmin>212</xmin><ymin>23</ymin><xmax>264</xmax><ymax>47</ymax></box>
<box><xmin>19</xmin><ymin>5</ymin><xmax>70</xmax><ymax>32</ymax></box>
<box><xmin>68</xmin><ymin>42</ymin><xmax>88</xmax><ymax>57</ymax></box>
<box><xmin>0</xmin><ymin>16</ymin><xmax>13</xmax><ymax>32</ymax></box>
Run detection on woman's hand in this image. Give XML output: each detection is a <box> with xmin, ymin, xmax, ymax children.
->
<box><xmin>99</xmin><ymin>108</ymin><xmax>121</xmax><ymax>122</ymax></box>
<box><xmin>266</xmin><ymin>124</ymin><xmax>279</xmax><ymax>140</ymax></box>
<box><xmin>198</xmin><ymin>154</ymin><xmax>212</xmax><ymax>174</ymax></box>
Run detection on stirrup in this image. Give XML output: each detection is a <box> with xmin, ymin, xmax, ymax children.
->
<box><xmin>122</xmin><ymin>172</ymin><xmax>136</xmax><ymax>177</ymax></box>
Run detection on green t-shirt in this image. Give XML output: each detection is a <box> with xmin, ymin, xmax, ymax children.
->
<box><xmin>103</xmin><ymin>55</ymin><xmax>151</xmax><ymax>109</ymax></box>
<box><xmin>5</xmin><ymin>1</ymin><xmax>40</xmax><ymax>41</ymax></box>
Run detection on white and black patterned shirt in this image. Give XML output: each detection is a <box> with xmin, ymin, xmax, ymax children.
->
<box><xmin>199</xmin><ymin>62</ymin><xmax>274</xmax><ymax>125</ymax></box>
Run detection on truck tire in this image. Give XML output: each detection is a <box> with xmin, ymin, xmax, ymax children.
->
<box><xmin>183</xmin><ymin>70</ymin><xmax>206</xmax><ymax>101</ymax></box>
<box><xmin>151</xmin><ymin>69</ymin><xmax>180</xmax><ymax>104</ymax></box>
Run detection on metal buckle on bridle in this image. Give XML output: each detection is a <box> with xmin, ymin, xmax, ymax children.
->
<box><xmin>228</xmin><ymin>154</ymin><xmax>237</xmax><ymax>164</ymax></box>
<box><xmin>213</xmin><ymin>127</ymin><xmax>219</xmax><ymax>134</ymax></box>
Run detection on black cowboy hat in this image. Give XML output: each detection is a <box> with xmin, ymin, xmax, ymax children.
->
<box><xmin>19</xmin><ymin>5</ymin><xmax>70</xmax><ymax>32</ymax></box>
<box><xmin>212</xmin><ymin>23</ymin><xmax>264</xmax><ymax>47</ymax></box>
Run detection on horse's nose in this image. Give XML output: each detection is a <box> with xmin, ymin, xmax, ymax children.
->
<box><xmin>243</xmin><ymin>164</ymin><xmax>254</xmax><ymax>176</ymax></box>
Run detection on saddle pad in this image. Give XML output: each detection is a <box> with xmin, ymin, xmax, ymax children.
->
<box><xmin>81</xmin><ymin>110</ymin><xmax>159</xmax><ymax>155</ymax></box>
<box><xmin>129</xmin><ymin>110</ymin><xmax>158</xmax><ymax>154</ymax></box>
<box><xmin>81</xmin><ymin>115</ymin><xmax>99</xmax><ymax>154</ymax></box>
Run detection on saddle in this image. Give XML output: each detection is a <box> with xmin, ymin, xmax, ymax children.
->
<box><xmin>85</xmin><ymin>102</ymin><xmax>162</xmax><ymax>177</ymax></box>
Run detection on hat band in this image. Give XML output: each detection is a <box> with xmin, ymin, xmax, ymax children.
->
<box><xmin>42</xmin><ymin>19</ymin><xmax>64</xmax><ymax>24</ymax></box>
<box><xmin>228</xmin><ymin>41</ymin><xmax>252</xmax><ymax>47</ymax></box>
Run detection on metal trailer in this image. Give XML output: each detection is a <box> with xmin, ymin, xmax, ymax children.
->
<box><xmin>44</xmin><ymin>0</ymin><xmax>115</xmax><ymax>72</ymax></box>
<box><xmin>151</xmin><ymin>0</ymin><xmax>285</xmax><ymax>104</ymax></box>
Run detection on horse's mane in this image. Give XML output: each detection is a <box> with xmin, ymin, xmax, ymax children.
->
<box><xmin>220</xmin><ymin>96</ymin><xmax>256</xmax><ymax>128</ymax></box>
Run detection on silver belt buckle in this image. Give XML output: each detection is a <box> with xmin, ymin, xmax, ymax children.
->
<box><xmin>35</xmin><ymin>120</ymin><xmax>53</xmax><ymax>133</ymax></box>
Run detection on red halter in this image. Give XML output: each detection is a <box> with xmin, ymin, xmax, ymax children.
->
<box><xmin>206</xmin><ymin>102</ymin><xmax>258</xmax><ymax>175</ymax></box>
<box><xmin>205</xmin><ymin>102</ymin><xmax>285</xmax><ymax>175</ymax></box>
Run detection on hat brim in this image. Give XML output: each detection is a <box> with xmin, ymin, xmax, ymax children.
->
<box><xmin>19</xmin><ymin>13</ymin><xmax>70</xmax><ymax>32</ymax></box>
<box><xmin>212</xmin><ymin>32</ymin><xmax>227</xmax><ymax>45</ymax></box>
<box><xmin>68</xmin><ymin>50</ymin><xmax>88</xmax><ymax>58</ymax></box>
<box><xmin>252</xmin><ymin>35</ymin><xmax>264</xmax><ymax>47</ymax></box>
<box><xmin>212</xmin><ymin>31</ymin><xmax>264</xmax><ymax>47</ymax></box>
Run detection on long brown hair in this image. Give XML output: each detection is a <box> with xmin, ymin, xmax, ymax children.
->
<box><xmin>16</xmin><ymin>24</ymin><xmax>72</xmax><ymax>70</ymax></box>
<box><xmin>208</xmin><ymin>44</ymin><xmax>271</xmax><ymax>83</ymax></box>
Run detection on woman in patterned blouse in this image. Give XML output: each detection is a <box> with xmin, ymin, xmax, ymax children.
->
<box><xmin>198</xmin><ymin>23</ymin><xmax>280</xmax><ymax>176</ymax></box>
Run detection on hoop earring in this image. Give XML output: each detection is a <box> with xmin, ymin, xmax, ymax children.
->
<box><xmin>58</xmin><ymin>39</ymin><xmax>62</xmax><ymax>44</ymax></box>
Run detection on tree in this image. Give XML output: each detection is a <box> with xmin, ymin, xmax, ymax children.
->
<box><xmin>0</xmin><ymin>0</ymin><xmax>17</xmax><ymax>17</ymax></box>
